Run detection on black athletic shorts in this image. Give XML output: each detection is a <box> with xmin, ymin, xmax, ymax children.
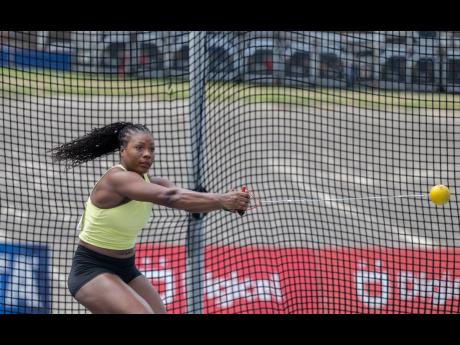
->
<box><xmin>68</xmin><ymin>245</ymin><xmax>142</xmax><ymax>297</ymax></box>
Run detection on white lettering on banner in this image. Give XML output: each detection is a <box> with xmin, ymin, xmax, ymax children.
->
<box><xmin>142</xmin><ymin>257</ymin><xmax>175</xmax><ymax>305</ymax></box>
<box><xmin>399</xmin><ymin>271</ymin><xmax>460</xmax><ymax>305</ymax></box>
<box><xmin>356</xmin><ymin>260</ymin><xmax>460</xmax><ymax>309</ymax></box>
<box><xmin>355</xmin><ymin>260</ymin><xmax>389</xmax><ymax>309</ymax></box>
<box><xmin>399</xmin><ymin>271</ymin><xmax>420</xmax><ymax>301</ymax></box>
<box><xmin>140</xmin><ymin>254</ymin><xmax>284</xmax><ymax>310</ymax></box>
<box><xmin>3</xmin><ymin>255</ymin><xmax>45</xmax><ymax>309</ymax></box>
<box><xmin>205</xmin><ymin>272</ymin><xmax>283</xmax><ymax>308</ymax></box>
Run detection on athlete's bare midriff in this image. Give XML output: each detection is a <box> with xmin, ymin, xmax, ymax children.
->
<box><xmin>79</xmin><ymin>239</ymin><xmax>135</xmax><ymax>259</ymax></box>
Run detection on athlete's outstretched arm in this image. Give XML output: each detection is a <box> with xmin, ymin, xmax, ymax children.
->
<box><xmin>109</xmin><ymin>170</ymin><xmax>249</xmax><ymax>213</ymax></box>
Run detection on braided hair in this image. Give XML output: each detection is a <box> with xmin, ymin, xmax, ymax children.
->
<box><xmin>50</xmin><ymin>122</ymin><xmax>151</xmax><ymax>168</ymax></box>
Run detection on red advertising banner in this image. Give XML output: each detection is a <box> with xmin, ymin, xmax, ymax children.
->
<box><xmin>135</xmin><ymin>244</ymin><xmax>460</xmax><ymax>314</ymax></box>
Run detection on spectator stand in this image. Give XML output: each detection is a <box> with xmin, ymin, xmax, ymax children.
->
<box><xmin>314</xmin><ymin>32</ymin><xmax>347</xmax><ymax>89</ymax></box>
<box><xmin>100</xmin><ymin>31</ymin><xmax>131</xmax><ymax>77</ymax></box>
<box><xmin>411</xmin><ymin>32</ymin><xmax>441</xmax><ymax>92</ymax></box>
<box><xmin>168</xmin><ymin>31</ymin><xmax>189</xmax><ymax>80</ymax></box>
<box><xmin>136</xmin><ymin>31</ymin><xmax>165</xmax><ymax>79</ymax></box>
<box><xmin>241</xmin><ymin>37</ymin><xmax>279</xmax><ymax>86</ymax></box>
<box><xmin>70</xmin><ymin>31</ymin><xmax>103</xmax><ymax>73</ymax></box>
<box><xmin>341</xmin><ymin>32</ymin><xmax>379</xmax><ymax>89</ymax></box>
<box><xmin>283</xmin><ymin>39</ymin><xmax>316</xmax><ymax>89</ymax></box>
<box><xmin>206</xmin><ymin>32</ymin><xmax>239</xmax><ymax>82</ymax></box>
<box><xmin>378</xmin><ymin>32</ymin><xmax>413</xmax><ymax>91</ymax></box>
<box><xmin>441</xmin><ymin>32</ymin><xmax>460</xmax><ymax>93</ymax></box>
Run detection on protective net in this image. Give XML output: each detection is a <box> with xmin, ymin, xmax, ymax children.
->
<box><xmin>0</xmin><ymin>31</ymin><xmax>459</xmax><ymax>314</ymax></box>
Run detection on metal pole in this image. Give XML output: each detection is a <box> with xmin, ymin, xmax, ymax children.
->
<box><xmin>186</xmin><ymin>31</ymin><xmax>207</xmax><ymax>314</ymax></box>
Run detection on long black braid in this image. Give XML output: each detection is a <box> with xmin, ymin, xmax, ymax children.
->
<box><xmin>50</xmin><ymin>122</ymin><xmax>151</xmax><ymax>168</ymax></box>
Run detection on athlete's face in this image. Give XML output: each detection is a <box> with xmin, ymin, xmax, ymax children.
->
<box><xmin>120</xmin><ymin>132</ymin><xmax>155</xmax><ymax>175</ymax></box>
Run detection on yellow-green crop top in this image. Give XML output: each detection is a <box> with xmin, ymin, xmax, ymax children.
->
<box><xmin>78</xmin><ymin>165</ymin><xmax>153</xmax><ymax>250</ymax></box>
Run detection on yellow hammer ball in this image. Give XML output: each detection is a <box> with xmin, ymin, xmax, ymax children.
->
<box><xmin>429</xmin><ymin>185</ymin><xmax>450</xmax><ymax>205</ymax></box>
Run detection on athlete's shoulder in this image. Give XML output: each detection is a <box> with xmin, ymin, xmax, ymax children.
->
<box><xmin>106</xmin><ymin>166</ymin><xmax>144</xmax><ymax>185</ymax></box>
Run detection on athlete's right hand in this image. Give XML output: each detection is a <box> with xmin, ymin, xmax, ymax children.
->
<box><xmin>221</xmin><ymin>190</ymin><xmax>250</xmax><ymax>212</ymax></box>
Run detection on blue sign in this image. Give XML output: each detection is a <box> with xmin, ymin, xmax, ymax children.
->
<box><xmin>0</xmin><ymin>48</ymin><xmax>9</xmax><ymax>67</ymax></box>
<box><xmin>0</xmin><ymin>243</ymin><xmax>51</xmax><ymax>314</ymax></box>
<box><xmin>12</xmin><ymin>49</ymin><xmax>72</xmax><ymax>71</ymax></box>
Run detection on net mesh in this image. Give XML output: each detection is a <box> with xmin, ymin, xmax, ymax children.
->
<box><xmin>0</xmin><ymin>31</ymin><xmax>459</xmax><ymax>314</ymax></box>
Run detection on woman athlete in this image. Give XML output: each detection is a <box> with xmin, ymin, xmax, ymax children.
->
<box><xmin>51</xmin><ymin>122</ymin><xmax>250</xmax><ymax>314</ymax></box>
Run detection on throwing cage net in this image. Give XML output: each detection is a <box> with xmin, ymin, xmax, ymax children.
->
<box><xmin>0</xmin><ymin>31</ymin><xmax>459</xmax><ymax>313</ymax></box>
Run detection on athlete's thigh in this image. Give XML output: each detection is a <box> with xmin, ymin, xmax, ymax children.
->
<box><xmin>75</xmin><ymin>272</ymin><xmax>154</xmax><ymax>314</ymax></box>
<box><xmin>128</xmin><ymin>275</ymin><xmax>167</xmax><ymax>314</ymax></box>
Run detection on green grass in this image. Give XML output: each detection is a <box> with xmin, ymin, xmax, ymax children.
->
<box><xmin>1</xmin><ymin>67</ymin><xmax>460</xmax><ymax>110</ymax></box>
<box><xmin>0</xmin><ymin>67</ymin><xmax>189</xmax><ymax>99</ymax></box>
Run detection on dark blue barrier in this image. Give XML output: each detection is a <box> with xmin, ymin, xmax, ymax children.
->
<box><xmin>0</xmin><ymin>243</ymin><xmax>51</xmax><ymax>314</ymax></box>
<box><xmin>0</xmin><ymin>48</ymin><xmax>9</xmax><ymax>67</ymax></box>
<box><xmin>13</xmin><ymin>49</ymin><xmax>71</xmax><ymax>71</ymax></box>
